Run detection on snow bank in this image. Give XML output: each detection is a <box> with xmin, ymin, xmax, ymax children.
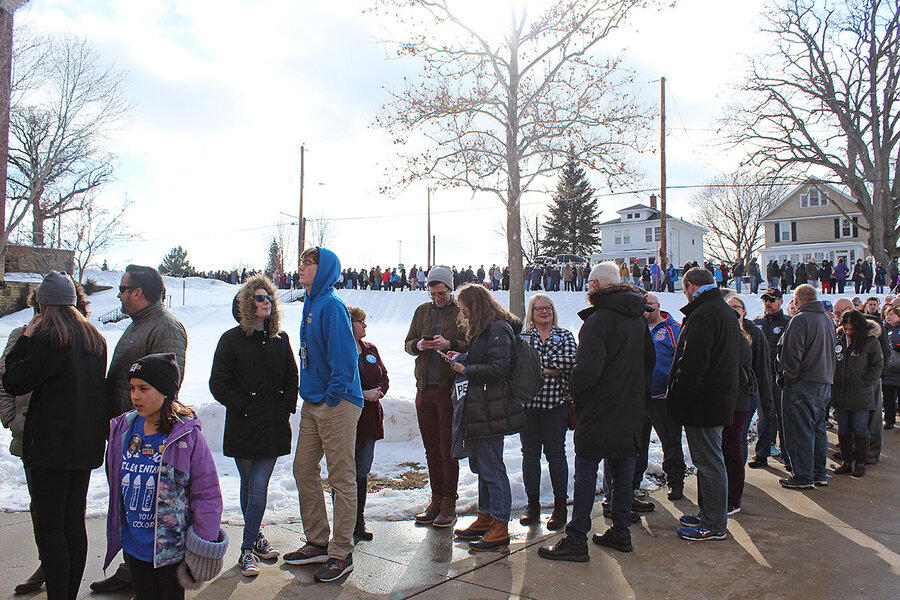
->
<box><xmin>0</xmin><ymin>273</ymin><xmax>858</xmax><ymax>524</ymax></box>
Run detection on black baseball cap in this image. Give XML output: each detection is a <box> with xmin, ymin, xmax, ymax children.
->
<box><xmin>761</xmin><ymin>288</ymin><xmax>783</xmax><ymax>301</ymax></box>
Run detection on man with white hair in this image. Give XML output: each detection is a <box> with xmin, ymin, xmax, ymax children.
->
<box><xmin>539</xmin><ymin>262</ymin><xmax>654</xmax><ymax>561</ymax></box>
<box><xmin>777</xmin><ymin>284</ymin><xmax>836</xmax><ymax>489</ymax></box>
<box><xmin>667</xmin><ymin>267</ymin><xmax>740</xmax><ymax>541</ymax></box>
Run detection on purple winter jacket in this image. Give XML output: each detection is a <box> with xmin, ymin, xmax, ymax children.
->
<box><xmin>104</xmin><ymin>410</ymin><xmax>222</xmax><ymax>569</ymax></box>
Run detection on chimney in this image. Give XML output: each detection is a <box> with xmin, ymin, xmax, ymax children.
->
<box><xmin>649</xmin><ymin>194</ymin><xmax>657</xmax><ymax>210</ymax></box>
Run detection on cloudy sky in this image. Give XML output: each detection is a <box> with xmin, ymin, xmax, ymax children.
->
<box><xmin>15</xmin><ymin>0</ymin><xmax>769</xmax><ymax>273</ymax></box>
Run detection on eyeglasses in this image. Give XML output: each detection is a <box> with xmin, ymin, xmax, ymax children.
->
<box><xmin>430</xmin><ymin>290</ymin><xmax>450</xmax><ymax>299</ymax></box>
<box><xmin>254</xmin><ymin>294</ymin><xmax>273</xmax><ymax>303</ymax></box>
<box><xmin>300</xmin><ymin>260</ymin><xmax>317</xmax><ymax>267</ymax></box>
<box><xmin>119</xmin><ymin>286</ymin><xmax>136</xmax><ymax>294</ymax></box>
<box><xmin>352</xmin><ymin>319</ymin><xmax>366</xmax><ymax>324</ymax></box>
<box><xmin>533</xmin><ymin>306</ymin><xmax>553</xmax><ymax>313</ymax></box>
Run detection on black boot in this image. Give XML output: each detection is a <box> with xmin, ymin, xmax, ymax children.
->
<box><xmin>833</xmin><ymin>434</ymin><xmax>854</xmax><ymax>475</ymax></box>
<box><xmin>519</xmin><ymin>493</ymin><xmax>541</xmax><ymax>525</ymax></box>
<box><xmin>14</xmin><ymin>565</ymin><xmax>45</xmax><ymax>594</ymax></box>
<box><xmin>546</xmin><ymin>497</ymin><xmax>568</xmax><ymax>530</ymax></box>
<box><xmin>354</xmin><ymin>477</ymin><xmax>373</xmax><ymax>541</ymax></box>
<box><xmin>852</xmin><ymin>436</ymin><xmax>870</xmax><ymax>478</ymax></box>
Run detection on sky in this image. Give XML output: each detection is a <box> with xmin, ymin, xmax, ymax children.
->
<box><xmin>13</xmin><ymin>0</ymin><xmax>770</xmax><ymax>273</ymax></box>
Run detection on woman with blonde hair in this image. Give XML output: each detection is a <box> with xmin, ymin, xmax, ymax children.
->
<box><xmin>446</xmin><ymin>284</ymin><xmax>526</xmax><ymax>551</ymax></box>
<box><xmin>2</xmin><ymin>272</ymin><xmax>108</xmax><ymax>600</ymax></box>
<box><xmin>518</xmin><ymin>294</ymin><xmax>577</xmax><ymax>529</ymax></box>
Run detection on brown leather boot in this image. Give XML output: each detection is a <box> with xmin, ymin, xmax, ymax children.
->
<box><xmin>415</xmin><ymin>495</ymin><xmax>442</xmax><ymax>524</ymax></box>
<box><xmin>546</xmin><ymin>497</ymin><xmax>568</xmax><ymax>530</ymax></box>
<box><xmin>454</xmin><ymin>512</ymin><xmax>492</xmax><ymax>539</ymax></box>
<box><xmin>519</xmin><ymin>494</ymin><xmax>541</xmax><ymax>525</ymax></box>
<box><xmin>469</xmin><ymin>518</ymin><xmax>510</xmax><ymax>551</ymax></box>
<box><xmin>851</xmin><ymin>436</ymin><xmax>870</xmax><ymax>478</ymax></box>
<box><xmin>432</xmin><ymin>497</ymin><xmax>457</xmax><ymax>528</ymax></box>
<box><xmin>833</xmin><ymin>434</ymin><xmax>854</xmax><ymax>475</ymax></box>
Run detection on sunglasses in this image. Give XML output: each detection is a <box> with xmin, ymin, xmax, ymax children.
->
<box><xmin>254</xmin><ymin>294</ymin><xmax>274</xmax><ymax>303</ymax></box>
<box><xmin>119</xmin><ymin>286</ymin><xmax>136</xmax><ymax>294</ymax></box>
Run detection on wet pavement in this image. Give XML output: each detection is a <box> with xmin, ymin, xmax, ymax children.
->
<box><xmin>1</xmin><ymin>430</ymin><xmax>898</xmax><ymax>599</ymax></box>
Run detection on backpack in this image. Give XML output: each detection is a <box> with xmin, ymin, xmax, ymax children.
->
<box><xmin>507</xmin><ymin>328</ymin><xmax>543</xmax><ymax>404</ymax></box>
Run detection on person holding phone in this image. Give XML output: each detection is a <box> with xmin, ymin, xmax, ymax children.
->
<box><xmin>404</xmin><ymin>266</ymin><xmax>468</xmax><ymax>529</ymax></box>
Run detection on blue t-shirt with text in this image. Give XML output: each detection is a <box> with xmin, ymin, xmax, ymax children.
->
<box><xmin>120</xmin><ymin>416</ymin><xmax>167</xmax><ymax>562</ymax></box>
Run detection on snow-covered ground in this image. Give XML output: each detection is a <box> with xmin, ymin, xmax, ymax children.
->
<box><xmin>0</xmin><ymin>271</ymin><xmax>860</xmax><ymax>524</ymax></box>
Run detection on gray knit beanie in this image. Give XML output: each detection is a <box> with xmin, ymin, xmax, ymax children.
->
<box><xmin>36</xmin><ymin>271</ymin><xmax>76</xmax><ymax>306</ymax></box>
<box><xmin>427</xmin><ymin>265</ymin><xmax>453</xmax><ymax>290</ymax></box>
<box><xmin>176</xmin><ymin>526</ymin><xmax>228</xmax><ymax>589</ymax></box>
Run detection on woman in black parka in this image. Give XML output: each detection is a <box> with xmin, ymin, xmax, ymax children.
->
<box><xmin>445</xmin><ymin>283</ymin><xmax>526</xmax><ymax>552</ymax></box>
<box><xmin>209</xmin><ymin>274</ymin><xmax>299</xmax><ymax>576</ymax></box>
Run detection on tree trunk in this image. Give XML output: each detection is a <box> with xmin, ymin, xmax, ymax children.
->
<box><xmin>505</xmin><ymin>21</ymin><xmax>525</xmax><ymax>319</ymax></box>
<box><xmin>0</xmin><ymin>9</ymin><xmax>12</xmax><ymax>281</ymax></box>
<box><xmin>32</xmin><ymin>203</ymin><xmax>44</xmax><ymax>247</ymax></box>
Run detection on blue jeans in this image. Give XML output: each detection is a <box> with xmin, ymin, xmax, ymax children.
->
<box><xmin>234</xmin><ymin>457</ymin><xmax>277</xmax><ymax>550</ymax></box>
<box><xmin>835</xmin><ymin>409</ymin><xmax>870</xmax><ymax>437</ymax></box>
<box><xmin>684</xmin><ymin>426</ymin><xmax>727</xmax><ymax>533</ymax></box>
<box><xmin>782</xmin><ymin>382</ymin><xmax>830</xmax><ymax>484</ymax></box>
<box><xmin>755</xmin><ymin>378</ymin><xmax>787</xmax><ymax>461</ymax></box>
<box><xmin>519</xmin><ymin>405</ymin><xmax>569</xmax><ymax>499</ymax></box>
<box><xmin>735</xmin><ymin>276</ymin><xmax>742</xmax><ymax>294</ymax></box>
<box><xmin>467</xmin><ymin>436</ymin><xmax>511</xmax><ymax>522</ymax></box>
<box><xmin>356</xmin><ymin>437</ymin><xmax>376</xmax><ymax>478</ymax></box>
<box><xmin>568</xmin><ymin>455</ymin><xmax>635</xmax><ymax>542</ymax></box>
<box><xmin>742</xmin><ymin>395</ymin><xmax>760</xmax><ymax>464</ymax></box>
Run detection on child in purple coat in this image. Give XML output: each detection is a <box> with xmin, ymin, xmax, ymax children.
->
<box><xmin>104</xmin><ymin>353</ymin><xmax>226</xmax><ymax>599</ymax></box>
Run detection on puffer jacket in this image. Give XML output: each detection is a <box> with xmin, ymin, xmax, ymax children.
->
<box><xmin>459</xmin><ymin>319</ymin><xmax>527</xmax><ymax>440</ymax></box>
<box><xmin>209</xmin><ymin>274</ymin><xmax>299</xmax><ymax>458</ymax></box>
<box><xmin>0</xmin><ymin>327</ymin><xmax>29</xmax><ymax>457</ymax></box>
<box><xmin>107</xmin><ymin>302</ymin><xmax>187</xmax><ymax>415</ymax></box>
<box><xmin>883</xmin><ymin>322</ymin><xmax>900</xmax><ymax>386</ymax></box>
<box><xmin>570</xmin><ymin>285</ymin><xmax>654</xmax><ymax>459</ymax></box>
<box><xmin>104</xmin><ymin>410</ymin><xmax>222</xmax><ymax>569</ymax></box>
<box><xmin>832</xmin><ymin>321</ymin><xmax>883</xmax><ymax>411</ymax></box>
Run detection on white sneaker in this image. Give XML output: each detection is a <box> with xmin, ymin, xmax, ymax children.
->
<box><xmin>240</xmin><ymin>549</ymin><xmax>259</xmax><ymax>577</ymax></box>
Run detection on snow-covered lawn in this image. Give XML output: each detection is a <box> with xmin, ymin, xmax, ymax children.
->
<box><xmin>0</xmin><ymin>271</ymin><xmax>855</xmax><ymax>523</ymax></box>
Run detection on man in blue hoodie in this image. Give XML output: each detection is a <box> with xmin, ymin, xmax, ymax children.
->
<box><xmin>284</xmin><ymin>247</ymin><xmax>364</xmax><ymax>583</ymax></box>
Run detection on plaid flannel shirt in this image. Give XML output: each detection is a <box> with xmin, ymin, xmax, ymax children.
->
<box><xmin>521</xmin><ymin>326</ymin><xmax>578</xmax><ymax>409</ymax></box>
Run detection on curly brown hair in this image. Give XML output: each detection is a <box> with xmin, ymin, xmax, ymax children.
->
<box><xmin>456</xmin><ymin>283</ymin><xmax>515</xmax><ymax>341</ymax></box>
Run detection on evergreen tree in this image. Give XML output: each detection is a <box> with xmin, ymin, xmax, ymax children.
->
<box><xmin>158</xmin><ymin>245</ymin><xmax>196</xmax><ymax>278</ymax></box>
<box><xmin>265</xmin><ymin>238</ymin><xmax>283</xmax><ymax>274</ymax></box>
<box><xmin>101</xmin><ymin>259</ymin><xmax>109</xmax><ymax>271</ymax></box>
<box><xmin>542</xmin><ymin>152</ymin><xmax>600</xmax><ymax>257</ymax></box>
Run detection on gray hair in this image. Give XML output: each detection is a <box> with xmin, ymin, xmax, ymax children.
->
<box><xmin>588</xmin><ymin>261</ymin><xmax>620</xmax><ymax>288</ymax></box>
<box><xmin>524</xmin><ymin>294</ymin><xmax>558</xmax><ymax>330</ymax></box>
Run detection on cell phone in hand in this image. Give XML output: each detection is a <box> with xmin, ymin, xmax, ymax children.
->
<box><xmin>423</xmin><ymin>335</ymin><xmax>435</xmax><ymax>341</ymax></box>
<box><xmin>436</xmin><ymin>350</ymin><xmax>451</xmax><ymax>360</ymax></box>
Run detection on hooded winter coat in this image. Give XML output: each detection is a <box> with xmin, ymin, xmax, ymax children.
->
<box><xmin>667</xmin><ymin>287</ymin><xmax>740</xmax><ymax>427</ymax></box>
<box><xmin>459</xmin><ymin>318</ymin><xmax>527</xmax><ymax>440</ymax></box>
<box><xmin>300</xmin><ymin>248</ymin><xmax>364</xmax><ymax>407</ymax></box>
<box><xmin>883</xmin><ymin>321</ymin><xmax>900</xmax><ymax>386</ymax></box>
<box><xmin>209</xmin><ymin>274</ymin><xmax>299</xmax><ymax>458</ymax></box>
<box><xmin>3</xmin><ymin>327</ymin><xmax>109</xmax><ymax>470</ymax></box>
<box><xmin>569</xmin><ymin>285</ymin><xmax>654</xmax><ymax>459</ymax></box>
<box><xmin>0</xmin><ymin>326</ymin><xmax>30</xmax><ymax>457</ymax></box>
<box><xmin>104</xmin><ymin>410</ymin><xmax>222</xmax><ymax>569</ymax></box>
<box><xmin>832</xmin><ymin>321</ymin><xmax>884</xmax><ymax>411</ymax></box>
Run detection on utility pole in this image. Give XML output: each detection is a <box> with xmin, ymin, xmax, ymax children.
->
<box><xmin>427</xmin><ymin>188</ymin><xmax>432</xmax><ymax>267</ymax></box>
<box><xmin>398</xmin><ymin>240</ymin><xmax>402</xmax><ymax>265</ymax></box>
<box><xmin>432</xmin><ymin>235</ymin><xmax>436</xmax><ymax>265</ymax></box>
<box><xmin>659</xmin><ymin>77</ymin><xmax>667</xmax><ymax>272</ymax></box>
<box><xmin>297</xmin><ymin>144</ymin><xmax>305</xmax><ymax>273</ymax></box>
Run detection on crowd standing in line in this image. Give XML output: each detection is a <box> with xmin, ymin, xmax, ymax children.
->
<box><xmin>1</xmin><ymin>251</ymin><xmax>899</xmax><ymax>597</ymax></box>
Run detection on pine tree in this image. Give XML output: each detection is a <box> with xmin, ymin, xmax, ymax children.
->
<box><xmin>101</xmin><ymin>259</ymin><xmax>109</xmax><ymax>271</ymax></box>
<box><xmin>265</xmin><ymin>238</ymin><xmax>283</xmax><ymax>274</ymax></box>
<box><xmin>158</xmin><ymin>245</ymin><xmax>196</xmax><ymax>278</ymax></box>
<box><xmin>542</xmin><ymin>151</ymin><xmax>600</xmax><ymax>257</ymax></box>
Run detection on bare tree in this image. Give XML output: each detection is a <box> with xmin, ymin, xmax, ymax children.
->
<box><xmin>272</xmin><ymin>216</ymin><xmax>295</xmax><ymax>272</ymax></box>
<box><xmin>64</xmin><ymin>197</ymin><xmax>132</xmax><ymax>282</ymax></box>
<box><xmin>372</xmin><ymin>0</ymin><xmax>655</xmax><ymax>316</ymax></box>
<box><xmin>728</xmin><ymin>0</ymin><xmax>900</xmax><ymax>262</ymax></box>
<box><xmin>693</xmin><ymin>171</ymin><xmax>781</xmax><ymax>265</ymax></box>
<box><xmin>308</xmin><ymin>215</ymin><xmax>332</xmax><ymax>248</ymax></box>
<box><xmin>5</xmin><ymin>33</ymin><xmax>130</xmax><ymax>255</ymax></box>
<box><xmin>495</xmin><ymin>208</ymin><xmax>544</xmax><ymax>263</ymax></box>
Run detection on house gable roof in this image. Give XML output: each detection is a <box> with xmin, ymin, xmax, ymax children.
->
<box><xmin>601</xmin><ymin>203</ymin><xmax>707</xmax><ymax>231</ymax></box>
<box><xmin>762</xmin><ymin>178</ymin><xmax>861</xmax><ymax>222</ymax></box>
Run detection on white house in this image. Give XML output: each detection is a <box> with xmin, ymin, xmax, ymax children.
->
<box><xmin>591</xmin><ymin>200</ymin><xmax>706</xmax><ymax>268</ymax></box>
<box><xmin>759</xmin><ymin>179</ymin><xmax>868</xmax><ymax>266</ymax></box>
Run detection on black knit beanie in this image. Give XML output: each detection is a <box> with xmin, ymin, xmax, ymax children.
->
<box><xmin>128</xmin><ymin>353</ymin><xmax>181</xmax><ymax>399</ymax></box>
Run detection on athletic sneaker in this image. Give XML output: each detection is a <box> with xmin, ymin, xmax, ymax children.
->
<box><xmin>313</xmin><ymin>556</ymin><xmax>354</xmax><ymax>582</ymax></box>
<box><xmin>677</xmin><ymin>526</ymin><xmax>728</xmax><ymax>541</ymax></box>
<box><xmin>770</xmin><ymin>444</ymin><xmax>781</xmax><ymax>457</ymax></box>
<box><xmin>779</xmin><ymin>477</ymin><xmax>815</xmax><ymax>490</ymax></box>
<box><xmin>814</xmin><ymin>478</ymin><xmax>828</xmax><ymax>487</ymax></box>
<box><xmin>679</xmin><ymin>514</ymin><xmax>701</xmax><ymax>527</ymax></box>
<box><xmin>240</xmin><ymin>549</ymin><xmax>259</xmax><ymax>577</ymax></box>
<box><xmin>283</xmin><ymin>543</ymin><xmax>328</xmax><ymax>565</ymax></box>
<box><xmin>253</xmin><ymin>532</ymin><xmax>279</xmax><ymax>559</ymax></box>
<box><xmin>727</xmin><ymin>506</ymin><xmax>741</xmax><ymax>516</ymax></box>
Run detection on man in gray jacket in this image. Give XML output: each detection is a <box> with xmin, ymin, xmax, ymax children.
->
<box><xmin>91</xmin><ymin>265</ymin><xmax>187</xmax><ymax>593</ymax></box>
<box><xmin>777</xmin><ymin>284</ymin><xmax>836</xmax><ymax>489</ymax></box>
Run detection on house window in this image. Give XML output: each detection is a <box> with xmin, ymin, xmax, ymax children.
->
<box><xmin>654</xmin><ymin>226</ymin><xmax>662</xmax><ymax>241</ymax></box>
<box><xmin>615</xmin><ymin>230</ymin><xmax>622</xmax><ymax>245</ymax></box>
<box><xmin>645</xmin><ymin>227</ymin><xmax>653</xmax><ymax>243</ymax></box>
<box><xmin>800</xmin><ymin>187</ymin><xmax>829</xmax><ymax>207</ymax></box>
<box><xmin>777</xmin><ymin>222</ymin><xmax>793</xmax><ymax>242</ymax></box>
<box><xmin>623</xmin><ymin>229</ymin><xmax>630</xmax><ymax>244</ymax></box>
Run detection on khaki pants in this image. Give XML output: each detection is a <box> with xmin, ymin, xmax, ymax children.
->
<box><xmin>293</xmin><ymin>399</ymin><xmax>362</xmax><ymax>559</ymax></box>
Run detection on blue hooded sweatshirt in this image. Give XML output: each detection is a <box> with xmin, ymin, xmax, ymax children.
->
<box><xmin>299</xmin><ymin>247</ymin><xmax>364</xmax><ymax>407</ymax></box>
<box><xmin>649</xmin><ymin>311</ymin><xmax>681</xmax><ymax>399</ymax></box>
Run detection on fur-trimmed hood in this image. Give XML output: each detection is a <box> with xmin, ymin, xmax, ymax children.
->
<box><xmin>837</xmin><ymin>318</ymin><xmax>882</xmax><ymax>339</ymax></box>
<box><xmin>232</xmin><ymin>274</ymin><xmax>282</xmax><ymax>338</ymax></box>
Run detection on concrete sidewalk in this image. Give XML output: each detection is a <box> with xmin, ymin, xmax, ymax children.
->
<box><xmin>2</xmin><ymin>431</ymin><xmax>899</xmax><ymax>600</ymax></box>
